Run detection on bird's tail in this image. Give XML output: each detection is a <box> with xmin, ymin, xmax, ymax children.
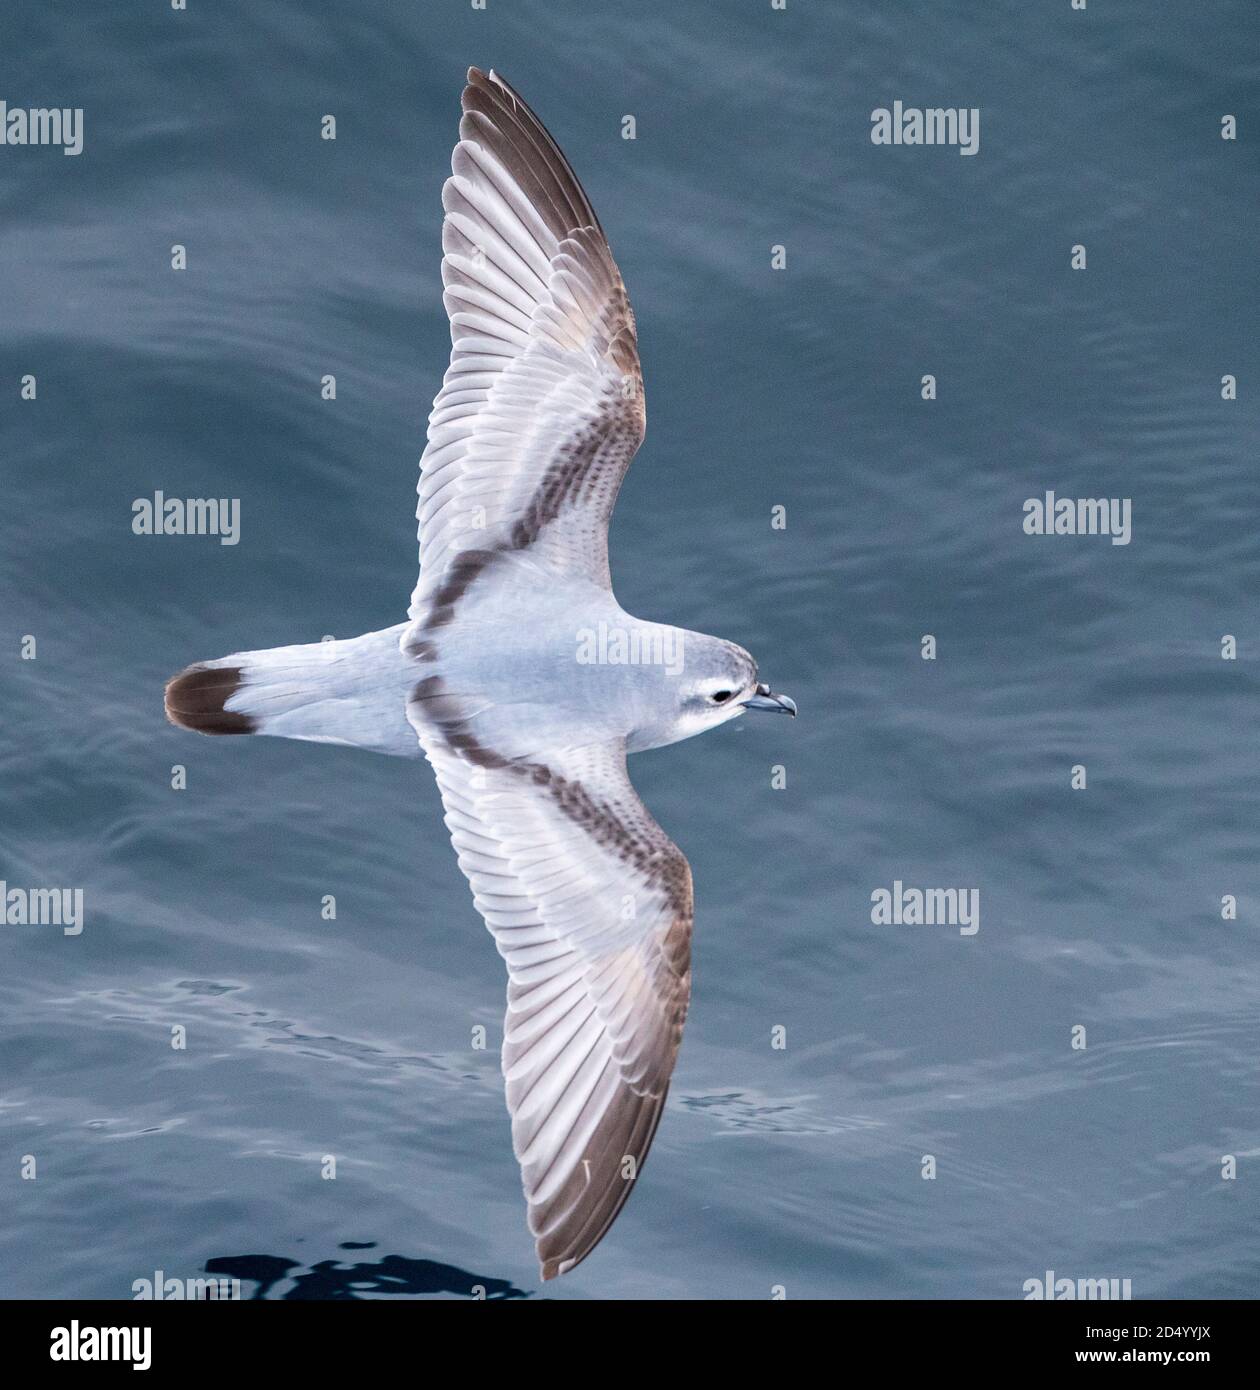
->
<box><xmin>163</xmin><ymin>624</ymin><xmax>421</xmax><ymax>758</ymax></box>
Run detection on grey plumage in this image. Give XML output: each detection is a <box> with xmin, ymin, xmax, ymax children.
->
<box><xmin>165</xmin><ymin>67</ymin><xmax>794</xmax><ymax>1280</ymax></box>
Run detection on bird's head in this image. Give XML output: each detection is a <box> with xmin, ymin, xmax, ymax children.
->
<box><xmin>632</xmin><ymin>633</ymin><xmax>795</xmax><ymax>749</ymax></box>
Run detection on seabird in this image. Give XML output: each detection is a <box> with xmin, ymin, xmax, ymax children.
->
<box><xmin>165</xmin><ymin>67</ymin><xmax>796</xmax><ymax>1280</ymax></box>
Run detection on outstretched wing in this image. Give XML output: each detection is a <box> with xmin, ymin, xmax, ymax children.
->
<box><xmin>411</xmin><ymin>690</ymin><xmax>692</xmax><ymax>1278</ymax></box>
<box><xmin>410</xmin><ymin>67</ymin><xmax>644</xmax><ymax>617</ymax></box>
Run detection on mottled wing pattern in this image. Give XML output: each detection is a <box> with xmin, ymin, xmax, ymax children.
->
<box><xmin>409</xmin><ymin>66</ymin><xmax>645</xmax><ymax>616</ymax></box>
<box><xmin>410</xmin><ymin>698</ymin><xmax>693</xmax><ymax>1279</ymax></box>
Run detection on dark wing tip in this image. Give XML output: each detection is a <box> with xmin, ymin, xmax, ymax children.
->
<box><xmin>164</xmin><ymin>664</ymin><xmax>255</xmax><ymax>735</ymax></box>
<box><xmin>530</xmin><ymin>1085</ymin><xmax>670</xmax><ymax>1281</ymax></box>
<box><xmin>457</xmin><ymin>64</ymin><xmax>604</xmax><ymax>240</ymax></box>
<box><xmin>464</xmin><ymin>66</ymin><xmax>506</xmax><ymax>110</ymax></box>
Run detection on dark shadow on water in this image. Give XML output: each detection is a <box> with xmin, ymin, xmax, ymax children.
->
<box><xmin>205</xmin><ymin>1243</ymin><xmax>531</xmax><ymax>1300</ymax></box>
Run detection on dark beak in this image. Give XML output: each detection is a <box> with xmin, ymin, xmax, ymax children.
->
<box><xmin>740</xmin><ymin>682</ymin><xmax>797</xmax><ymax>717</ymax></box>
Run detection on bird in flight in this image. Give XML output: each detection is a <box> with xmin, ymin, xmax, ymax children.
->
<box><xmin>165</xmin><ymin>67</ymin><xmax>795</xmax><ymax>1280</ymax></box>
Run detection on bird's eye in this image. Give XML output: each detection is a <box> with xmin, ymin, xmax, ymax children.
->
<box><xmin>711</xmin><ymin>690</ymin><xmax>733</xmax><ymax>704</ymax></box>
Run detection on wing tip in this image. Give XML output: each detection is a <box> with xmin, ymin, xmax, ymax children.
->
<box><xmin>465</xmin><ymin>66</ymin><xmax>510</xmax><ymax>102</ymax></box>
<box><xmin>538</xmin><ymin>1253</ymin><xmax>580</xmax><ymax>1282</ymax></box>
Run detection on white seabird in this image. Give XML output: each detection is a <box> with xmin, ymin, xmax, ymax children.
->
<box><xmin>165</xmin><ymin>67</ymin><xmax>796</xmax><ymax>1280</ymax></box>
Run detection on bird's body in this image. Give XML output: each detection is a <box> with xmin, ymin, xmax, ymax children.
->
<box><xmin>165</xmin><ymin>68</ymin><xmax>793</xmax><ymax>1280</ymax></box>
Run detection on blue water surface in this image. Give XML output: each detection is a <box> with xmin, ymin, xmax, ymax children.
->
<box><xmin>1</xmin><ymin>0</ymin><xmax>1257</xmax><ymax>1299</ymax></box>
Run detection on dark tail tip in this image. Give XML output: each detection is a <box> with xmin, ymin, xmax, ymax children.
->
<box><xmin>164</xmin><ymin>664</ymin><xmax>256</xmax><ymax>735</ymax></box>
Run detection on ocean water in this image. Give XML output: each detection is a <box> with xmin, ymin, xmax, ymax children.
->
<box><xmin>1</xmin><ymin>0</ymin><xmax>1257</xmax><ymax>1300</ymax></box>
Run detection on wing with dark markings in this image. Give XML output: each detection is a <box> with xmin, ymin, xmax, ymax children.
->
<box><xmin>408</xmin><ymin>67</ymin><xmax>645</xmax><ymax>621</ymax></box>
<box><xmin>410</xmin><ymin>697</ymin><xmax>693</xmax><ymax>1280</ymax></box>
